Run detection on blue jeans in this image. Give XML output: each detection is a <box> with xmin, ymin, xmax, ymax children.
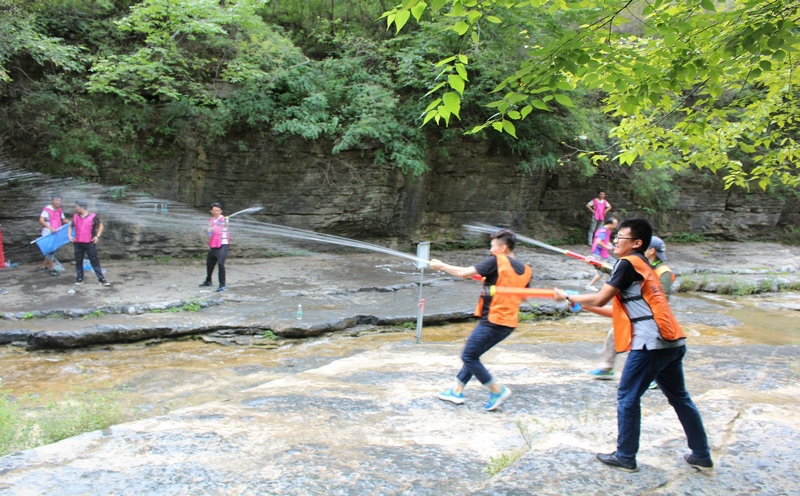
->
<box><xmin>615</xmin><ymin>345</ymin><xmax>710</xmax><ymax>463</ymax></box>
<box><xmin>456</xmin><ymin>322</ymin><xmax>513</xmax><ymax>386</ymax></box>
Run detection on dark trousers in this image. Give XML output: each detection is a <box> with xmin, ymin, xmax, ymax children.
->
<box><xmin>205</xmin><ymin>244</ymin><xmax>228</xmax><ymax>286</ymax></box>
<box><xmin>74</xmin><ymin>242</ymin><xmax>105</xmax><ymax>282</ymax></box>
<box><xmin>456</xmin><ymin>322</ymin><xmax>514</xmax><ymax>386</ymax></box>
<box><xmin>615</xmin><ymin>345</ymin><xmax>710</xmax><ymax>462</ymax></box>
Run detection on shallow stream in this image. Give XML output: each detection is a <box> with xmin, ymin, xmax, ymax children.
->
<box><xmin>1</xmin><ymin>292</ymin><xmax>797</xmax><ymax>414</ymax></box>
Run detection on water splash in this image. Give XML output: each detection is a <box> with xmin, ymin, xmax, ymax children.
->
<box><xmin>1</xmin><ymin>162</ymin><xmax>427</xmax><ymax>266</ymax></box>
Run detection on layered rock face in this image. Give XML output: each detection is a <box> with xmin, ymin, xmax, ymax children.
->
<box><xmin>1</xmin><ymin>136</ymin><xmax>796</xmax><ymax>262</ymax></box>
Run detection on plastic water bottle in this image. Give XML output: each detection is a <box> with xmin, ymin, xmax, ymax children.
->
<box><xmin>296</xmin><ymin>304</ymin><xmax>303</xmax><ymax>320</ymax></box>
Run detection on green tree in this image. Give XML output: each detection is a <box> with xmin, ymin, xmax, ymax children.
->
<box><xmin>383</xmin><ymin>0</ymin><xmax>800</xmax><ymax>189</ymax></box>
<box><xmin>0</xmin><ymin>0</ymin><xmax>83</xmax><ymax>83</ymax></box>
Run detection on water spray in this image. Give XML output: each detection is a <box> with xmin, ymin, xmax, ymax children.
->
<box><xmin>464</xmin><ymin>223</ymin><xmax>613</xmax><ymax>272</ymax></box>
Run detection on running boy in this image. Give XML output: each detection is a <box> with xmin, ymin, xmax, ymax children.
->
<box><xmin>429</xmin><ymin>228</ymin><xmax>532</xmax><ymax>411</ymax></box>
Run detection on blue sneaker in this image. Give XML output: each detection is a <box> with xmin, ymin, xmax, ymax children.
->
<box><xmin>216</xmin><ymin>285</ymin><xmax>227</xmax><ymax>292</ymax></box>
<box><xmin>484</xmin><ymin>386</ymin><xmax>511</xmax><ymax>411</ymax></box>
<box><xmin>438</xmin><ymin>388</ymin><xmax>465</xmax><ymax>405</ymax></box>
<box><xmin>589</xmin><ymin>368</ymin><xmax>615</xmax><ymax>379</ymax></box>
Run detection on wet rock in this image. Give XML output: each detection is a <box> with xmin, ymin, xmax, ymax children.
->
<box><xmin>0</xmin><ymin>330</ymin><xmax>31</xmax><ymax>344</ymax></box>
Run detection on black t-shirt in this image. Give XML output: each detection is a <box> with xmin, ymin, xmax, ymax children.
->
<box><xmin>473</xmin><ymin>255</ymin><xmax>532</xmax><ymax>326</ymax></box>
<box><xmin>606</xmin><ymin>253</ymin><xmax>648</xmax><ymax>291</ymax></box>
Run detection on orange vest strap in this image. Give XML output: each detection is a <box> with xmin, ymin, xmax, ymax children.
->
<box><xmin>611</xmin><ymin>255</ymin><xmax>684</xmax><ymax>352</ymax></box>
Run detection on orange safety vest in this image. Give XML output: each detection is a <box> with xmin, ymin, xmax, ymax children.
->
<box><xmin>474</xmin><ymin>254</ymin><xmax>532</xmax><ymax>328</ymax></box>
<box><xmin>654</xmin><ymin>263</ymin><xmax>676</xmax><ymax>283</ymax></box>
<box><xmin>612</xmin><ymin>255</ymin><xmax>685</xmax><ymax>352</ymax></box>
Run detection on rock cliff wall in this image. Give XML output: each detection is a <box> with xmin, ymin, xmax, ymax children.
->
<box><xmin>1</xmin><ymin>135</ymin><xmax>795</xmax><ymax>263</ymax></box>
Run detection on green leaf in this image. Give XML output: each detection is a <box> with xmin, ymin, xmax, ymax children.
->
<box><xmin>453</xmin><ymin>21</ymin><xmax>470</xmax><ymax>35</ymax></box>
<box><xmin>520</xmin><ymin>105</ymin><xmax>533</xmax><ymax>118</ymax></box>
<box><xmin>448</xmin><ymin>74</ymin><xmax>465</xmax><ymax>95</ymax></box>
<box><xmin>455</xmin><ymin>63</ymin><xmax>469</xmax><ymax>81</ymax></box>
<box><xmin>553</xmin><ymin>94</ymin><xmax>574</xmax><ymax>107</ymax></box>
<box><xmin>424</xmin><ymin>98</ymin><xmax>443</xmax><ymax>112</ymax></box>
<box><xmin>486</xmin><ymin>15</ymin><xmax>502</xmax><ymax>24</ymax></box>
<box><xmin>531</xmin><ymin>99</ymin><xmax>549</xmax><ymax>110</ymax></box>
<box><xmin>442</xmin><ymin>91</ymin><xmax>461</xmax><ymax>118</ymax></box>
<box><xmin>618</xmin><ymin>150</ymin><xmax>638</xmax><ymax>165</ymax></box>
<box><xmin>431</xmin><ymin>0</ymin><xmax>447</xmax><ymax>12</ymax></box>
<box><xmin>394</xmin><ymin>10</ymin><xmax>411</xmax><ymax>33</ymax></box>
<box><xmin>411</xmin><ymin>1</ymin><xmax>428</xmax><ymax>21</ymax></box>
<box><xmin>502</xmin><ymin>120</ymin><xmax>517</xmax><ymax>138</ymax></box>
<box><xmin>492</xmin><ymin>121</ymin><xmax>503</xmax><ymax>132</ymax></box>
<box><xmin>457</xmin><ymin>54</ymin><xmax>469</xmax><ymax>64</ymax></box>
<box><xmin>422</xmin><ymin>109</ymin><xmax>438</xmax><ymax>125</ymax></box>
<box><xmin>700</xmin><ymin>0</ymin><xmax>715</xmax><ymax>11</ymax></box>
<box><xmin>507</xmin><ymin>110</ymin><xmax>521</xmax><ymax>119</ymax></box>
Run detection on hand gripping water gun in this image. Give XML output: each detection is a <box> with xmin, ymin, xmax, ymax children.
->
<box><xmin>464</xmin><ymin>224</ymin><xmax>613</xmax><ymax>273</ymax></box>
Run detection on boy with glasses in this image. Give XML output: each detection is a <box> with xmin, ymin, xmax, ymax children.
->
<box><xmin>554</xmin><ymin>219</ymin><xmax>712</xmax><ymax>472</ymax></box>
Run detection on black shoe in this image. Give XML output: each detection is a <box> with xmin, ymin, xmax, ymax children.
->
<box><xmin>75</xmin><ymin>279</ymin><xmax>83</xmax><ymax>285</ymax></box>
<box><xmin>684</xmin><ymin>454</ymin><xmax>713</xmax><ymax>470</ymax></box>
<box><xmin>100</xmin><ymin>280</ymin><xmax>111</xmax><ymax>287</ymax></box>
<box><xmin>199</xmin><ymin>281</ymin><xmax>213</xmax><ymax>287</ymax></box>
<box><xmin>216</xmin><ymin>285</ymin><xmax>227</xmax><ymax>292</ymax></box>
<box><xmin>597</xmin><ymin>452</ymin><xmax>638</xmax><ymax>472</ymax></box>
<box><xmin>49</xmin><ymin>270</ymin><xmax>59</xmax><ymax>276</ymax></box>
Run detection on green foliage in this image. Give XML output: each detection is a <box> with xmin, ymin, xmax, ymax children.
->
<box><xmin>0</xmin><ymin>390</ymin><xmax>32</xmax><ymax>456</ymax></box>
<box><xmin>665</xmin><ymin>232</ymin><xmax>708</xmax><ymax>244</ymax></box>
<box><xmin>36</xmin><ymin>388</ymin><xmax>127</xmax><ymax>444</ymax></box>
<box><xmin>260</xmin><ymin>329</ymin><xmax>277</xmax><ymax>340</ymax></box>
<box><xmin>0</xmin><ymin>1</ymin><xmax>84</xmax><ymax>83</ymax></box>
<box><xmin>0</xmin><ymin>386</ymin><xmax>133</xmax><ymax>454</ymax></box>
<box><xmin>384</xmin><ymin>0</ymin><xmax>800</xmax><ymax>190</ymax></box>
<box><xmin>82</xmin><ymin>310</ymin><xmax>106</xmax><ymax>320</ymax></box>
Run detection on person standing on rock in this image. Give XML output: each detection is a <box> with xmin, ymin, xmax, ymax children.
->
<box><xmin>68</xmin><ymin>200</ymin><xmax>110</xmax><ymax>286</ymax></box>
<box><xmin>199</xmin><ymin>202</ymin><xmax>229</xmax><ymax>292</ymax></box>
<box><xmin>38</xmin><ymin>194</ymin><xmax>66</xmax><ymax>276</ymax></box>
<box><xmin>429</xmin><ymin>228</ymin><xmax>532</xmax><ymax>411</ymax></box>
<box><xmin>553</xmin><ymin>219</ymin><xmax>711</xmax><ymax>472</ymax></box>
<box><xmin>586</xmin><ymin>191</ymin><xmax>612</xmax><ymax>246</ymax></box>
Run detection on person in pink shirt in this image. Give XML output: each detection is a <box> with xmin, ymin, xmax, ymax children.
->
<box><xmin>38</xmin><ymin>194</ymin><xmax>66</xmax><ymax>276</ymax></box>
<box><xmin>199</xmin><ymin>203</ymin><xmax>230</xmax><ymax>292</ymax></box>
<box><xmin>68</xmin><ymin>200</ymin><xmax>109</xmax><ymax>286</ymax></box>
<box><xmin>586</xmin><ymin>191</ymin><xmax>612</xmax><ymax>246</ymax></box>
<box><xmin>586</xmin><ymin>217</ymin><xmax>618</xmax><ymax>290</ymax></box>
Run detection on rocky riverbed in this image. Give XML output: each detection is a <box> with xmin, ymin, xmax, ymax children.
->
<box><xmin>0</xmin><ymin>242</ymin><xmax>798</xmax><ymax>495</ymax></box>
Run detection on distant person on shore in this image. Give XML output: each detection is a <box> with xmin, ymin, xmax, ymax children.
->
<box><xmin>586</xmin><ymin>191</ymin><xmax>612</xmax><ymax>246</ymax></box>
<box><xmin>586</xmin><ymin>235</ymin><xmax>674</xmax><ymax>379</ymax></box>
<box><xmin>38</xmin><ymin>194</ymin><xmax>66</xmax><ymax>277</ymax></box>
<box><xmin>199</xmin><ymin>202</ymin><xmax>229</xmax><ymax>292</ymax></box>
<box><xmin>585</xmin><ymin>217</ymin><xmax>618</xmax><ymax>291</ymax></box>
<box><xmin>429</xmin><ymin>228</ymin><xmax>532</xmax><ymax>411</ymax></box>
<box><xmin>553</xmin><ymin>219</ymin><xmax>711</xmax><ymax>472</ymax></box>
<box><xmin>68</xmin><ymin>200</ymin><xmax>110</xmax><ymax>286</ymax></box>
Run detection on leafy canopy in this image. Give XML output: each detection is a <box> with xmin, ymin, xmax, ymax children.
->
<box><xmin>383</xmin><ymin>0</ymin><xmax>800</xmax><ymax>189</ymax></box>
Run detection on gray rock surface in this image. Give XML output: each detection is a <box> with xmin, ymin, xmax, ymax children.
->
<box><xmin>0</xmin><ymin>341</ymin><xmax>797</xmax><ymax>495</ymax></box>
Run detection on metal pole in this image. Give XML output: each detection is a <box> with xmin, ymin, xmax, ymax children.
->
<box><xmin>415</xmin><ymin>241</ymin><xmax>430</xmax><ymax>344</ymax></box>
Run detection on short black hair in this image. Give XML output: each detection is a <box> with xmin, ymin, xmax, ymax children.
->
<box><xmin>618</xmin><ymin>218</ymin><xmax>652</xmax><ymax>254</ymax></box>
<box><xmin>490</xmin><ymin>228</ymin><xmax>516</xmax><ymax>251</ymax></box>
<box><xmin>51</xmin><ymin>194</ymin><xmax>62</xmax><ymax>201</ymax></box>
<box><xmin>604</xmin><ymin>217</ymin><xmax>618</xmax><ymax>227</ymax></box>
<box><xmin>210</xmin><ymin>202</ymin><xmax>222</xmax><ymax>209</ymax></box>
<box><xmin>75</xmin><ymin>199</ymin><xmax>88</xmax><ymax>208</ymax></box>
